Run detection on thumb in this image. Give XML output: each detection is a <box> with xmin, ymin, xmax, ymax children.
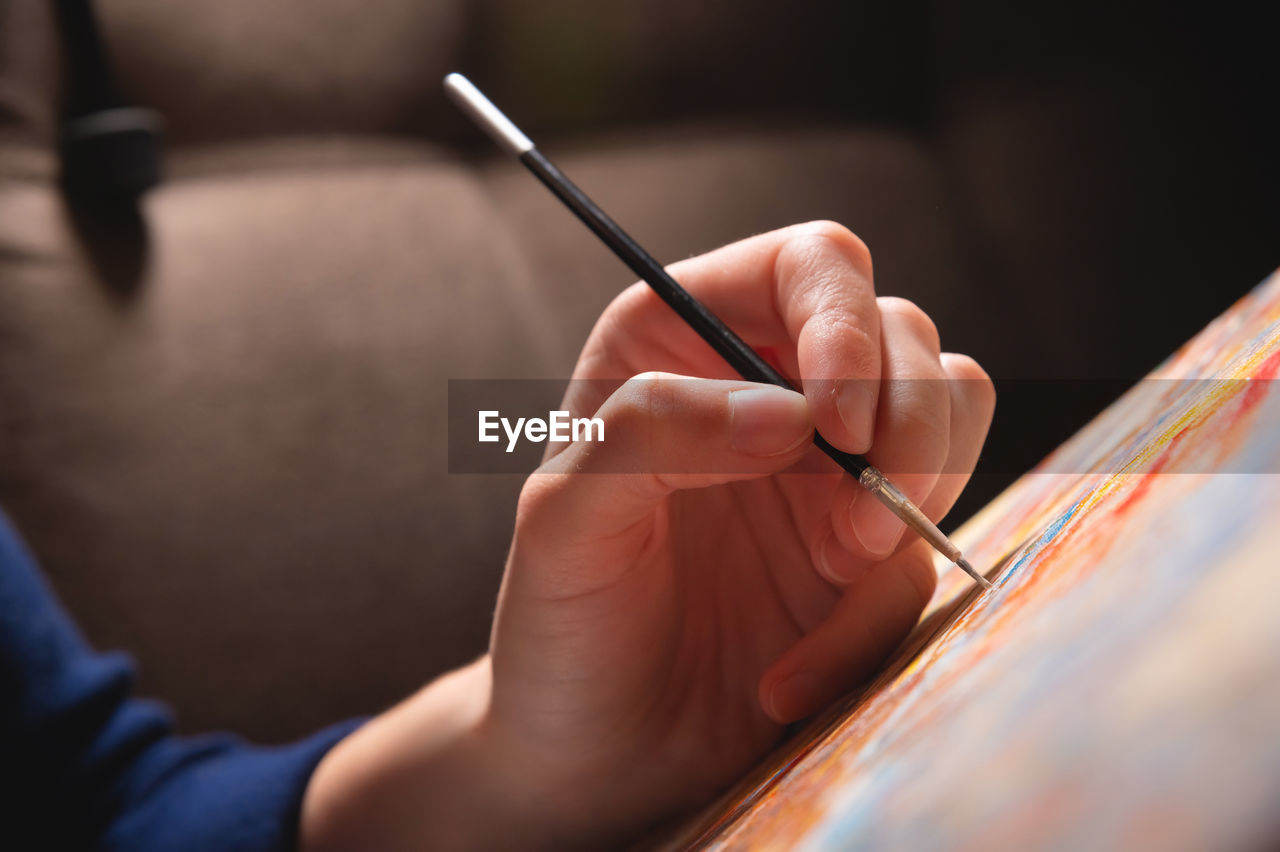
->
<box><xmin>516</xmin><ymin>372</ymin><xmax>813</xmax><ymax>551</ymax></box>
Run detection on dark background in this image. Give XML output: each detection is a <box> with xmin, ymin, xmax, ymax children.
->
<box><xmin>1</xmin><ymin>0</ymin><xmax>1277</xmax><ymax>740</ymax></box>
<box><xmin>453</xmin><ymin>0</ymin><xmax>1280</xmax><ymax>524</ymax></box>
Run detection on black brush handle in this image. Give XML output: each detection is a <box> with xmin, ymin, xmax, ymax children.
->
<box><xmin>520</xmin><ymin>148</ymin><xmax>871</xmax><ymax>478</ymax></box>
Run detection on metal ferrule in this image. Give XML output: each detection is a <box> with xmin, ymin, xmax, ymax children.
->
<box><xmin>858</xmin><ymin>465</ymin><xmax>961</xmax><ymax>562</ymax></box>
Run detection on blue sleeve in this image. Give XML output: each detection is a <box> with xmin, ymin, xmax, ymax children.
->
<box><xmin>0</xmin><ymin>513</ymin><xmax>364</xmax><ymax>851</ymax></box>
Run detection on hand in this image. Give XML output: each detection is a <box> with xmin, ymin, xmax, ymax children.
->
<box><xmin>300</xmin><ymin>222</ymin><xmax>994</xmax><ymax>850</ymax></box>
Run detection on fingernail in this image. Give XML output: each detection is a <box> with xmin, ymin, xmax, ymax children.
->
<box><xmin>770</xmin><ymin>671</ymin><xmax>823</xmax><ymax>722</ymax></box>
<box><xmin>836</xmin><ymin>379</ymin><xmax>876</xmax><ymax>452</ymax></box>
<box><xmin>851</xmin><ymin>497</ymin><xmax>905</xmax><ymax>558</ymax></box>
<box><xmin>730</xmin><ymin>387</ymin><xmax>812</xmax><ymax>456</ymax></box>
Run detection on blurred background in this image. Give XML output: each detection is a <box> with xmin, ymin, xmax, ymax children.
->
<box><xmin>1</xmin><ymin>0</ymin><xmax>1276</xmax><ymax>741</ymax></box>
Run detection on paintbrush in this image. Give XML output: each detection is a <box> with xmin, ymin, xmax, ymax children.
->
<box><xmin>443</xmin><ymin>73</ymin><xmax>991</xmax><ymax>590</ymax></box>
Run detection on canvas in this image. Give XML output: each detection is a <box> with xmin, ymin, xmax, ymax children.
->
<box><xmin>670</xmin><ymin>270</ymin><xmax>1280</xmax><ymax>851</ymax></box>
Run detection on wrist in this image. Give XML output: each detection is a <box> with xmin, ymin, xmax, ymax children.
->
<box><xmin>300</xmin><ymin>656</ymin><xmax>518</xmax><ymax>851</ymax></box>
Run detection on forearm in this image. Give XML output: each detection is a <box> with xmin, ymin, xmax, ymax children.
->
<box><xmin>300</xmin><ymin>656</ymin><xmax>545</xmax><ymax>852</ymax></box>
<box><xmin>1</xmin><ymin>513</ymin><xmax>361</xmax><ymax>850</ymax></box>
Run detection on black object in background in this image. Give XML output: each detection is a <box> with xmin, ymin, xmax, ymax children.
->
<box><xmin>54</xmin><ymin>0</ymin><xmax>163</xmax><ymax>198</ymax></box>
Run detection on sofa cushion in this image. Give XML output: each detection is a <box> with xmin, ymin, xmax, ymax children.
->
<box><xmin>97</xmin><ymin>0</ymin><xmax>467</xmax><ymax>144</ymax></box>
<box><xmin>0</xmin><ymin>138</ymin><xmax>565</xmax><ymax>739</ymax></box>
<box><xmin>484</xmin><ymin>124</ymin><xmax>970</xmax><ymax>345</ymax></box>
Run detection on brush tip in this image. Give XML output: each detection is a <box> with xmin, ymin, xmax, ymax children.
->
<box><xmin>957</xmin><ymin>557</ymin><xmax>993</xmax><ymax>590</ymax></box>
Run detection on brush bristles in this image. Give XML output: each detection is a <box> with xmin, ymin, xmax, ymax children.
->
<box><xmin>957</xmin><ymin>557</ymin><xmax>993</xmax><ymax>589</ymax></box>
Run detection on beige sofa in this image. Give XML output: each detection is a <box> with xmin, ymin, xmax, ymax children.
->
<box><xmin>1</xmin><ymin>0</ymin><xmax>1275</xmax><ymax>741</ymax></box>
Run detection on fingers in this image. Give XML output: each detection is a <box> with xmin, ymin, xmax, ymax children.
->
<box><xmin>515</xmin><ymin>374</ymin><xmax>813</xmax><ymax>591</ymax></box>
<box><xmin>816</xmin><ymin>319</ymin><xmax>994</xmax><ymax>580</ymax></box>
<box><xmin>759</xmin><ymin>540</ymin><xmax>937</xmax><ymax>724</ymax></box>
<box><xmin>679</xmin><ymin>221</ymin><xmax>882</xmax><ymax>452</ymax></box>
<box><xmin>771</xmin><ymin>227</ymin><xmax>881</xmax><ymax>454</ymax></box>
<box><xmin>575</xmin><ymin>222</ymin><xmax>882</xmax><ymax>453</ymax></box>
<box><xmin>916</xmin><ymin>353</ymin><xmax>997</xmax><ymax>521</ymax></box>
<box><xmin>838</xmin><ymin>297</ymin><xmax>950</xmax><ymax>559</ymax></box>
<box><xmin>554</xmin><ymin>220</ymin><xmax>995</xmax><ymax>581</ymax></box>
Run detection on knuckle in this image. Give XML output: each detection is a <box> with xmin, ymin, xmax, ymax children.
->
<box><xmin>887</xmin><ymin>379</ymin><xmax>951</xmax><ymax>444</ymax></box>
<box><xmin>879</xmin><ymin>297</ymin><xmax>940</xmax><ymax>352</ymax></box>
<box><xmin>943</xmin><ymin>353</ymin><xmax>996</xmax><ymax>412</ymax></box>
<box><xmin>897</xmin><ymin>402</ymin><xmax>950</xmax><ymax>448</ymax></box>
<box><xmin>613</xmin><ymin>372</ymin><xmax>671</xmax><ymax>425</ymax></box>
<box><xmin>797</xmin><ymin>220</ymin><xmax>874</xmax><ymax>276</ymax></box>
<box><xmin>595</xmin><ymin>283</ymin><xmax>651</xmax><ymax>335</ymax></box>
<box><xmin>611</xmin><ymin>281</ymin><xmax>655</xmax><ymax>314</ymax></box>
<box><xmin>828</xmin><ymin>316</ymin><xmax>881</xmax><ymax>379</ymax></box>
<box><xmin>606</xmin><ymin>373</ymin><xmax>686</xmax><ymax>465</ymax></box>
<box><xmin>944</xmin><ymin>352</ymin><xmax>991</xmax><ymax>384</ymax></box>
<box><xmin>514</xmin><ymin>473</ymin><xmax>568</xmax><ymax>540</ymax></box>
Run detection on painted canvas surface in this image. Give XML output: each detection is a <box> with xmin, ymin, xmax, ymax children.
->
<box><xmin>672</xmin><ymin>270</ymin><xmax>1280</xmax><ymax>851</ymax></box>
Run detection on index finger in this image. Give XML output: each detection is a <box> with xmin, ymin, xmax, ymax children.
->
<box><xmin>606</xmin><ymin>221</ymin><xmax>882</xmax><ymax>452</ymax></box>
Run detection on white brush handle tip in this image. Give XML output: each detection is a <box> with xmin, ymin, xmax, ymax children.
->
<box><xmin>443</xmin><ymin>73</ymin><xmax>534</xmax><ymax>157</ymax></box>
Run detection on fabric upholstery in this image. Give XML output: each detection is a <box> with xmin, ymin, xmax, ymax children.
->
<box><xmin>1</xmin><ymin>139</ymin><xmax>562</xmax><ymax>737</ymax></box>
<box><xmin>1</xmin><ymin>1</ymin><xmax>1276</xmax><ymax>740</ymax></box>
